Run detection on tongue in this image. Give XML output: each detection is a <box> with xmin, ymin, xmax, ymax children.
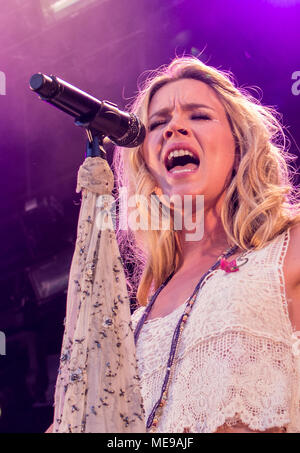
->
<box><xmin>169</xmin><ymin>162</ymin><xmax>198</xmax><ymax>173</ymax></box>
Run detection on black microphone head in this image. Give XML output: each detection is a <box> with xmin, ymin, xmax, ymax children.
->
<box><xmin>109</xmin><ymin>113</ymin><xmax>146</xmax><ymax>148</ymax></box>
<box><xmin>30</xmin><ymin>73</ymin><xmax>44</xmax><ymax>91</ymax></box>
<box><xmin>29</xmin><ymin>73</ymin><xmax>58</xmax><ymax>98</ymax></box>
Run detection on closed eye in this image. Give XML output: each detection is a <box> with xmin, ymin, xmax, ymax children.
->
<box><xmin>148</xmin><ymin>120</ymin><xmax>166</xmax><ymax>131</ymax></box>
<box><xmin>191</xmin><ymin>114</ymin><xmax>211</xmax><ymax>120</ymax></box>
<box><xmin>148</xmin><ymin>114</ymin><xmax>211</xmax><ymax>131</ymax></box>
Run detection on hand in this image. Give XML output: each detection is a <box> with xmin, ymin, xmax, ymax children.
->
<box><xmin>45</xmin><ymin>423</ymin><xmax>53</xmax><ymax>434</ymax></box>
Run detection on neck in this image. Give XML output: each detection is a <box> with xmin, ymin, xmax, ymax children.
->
<box><xmin>176</xmin><ymin>198</ymin><xmax>230</xmax><ymax>272</ymax></box>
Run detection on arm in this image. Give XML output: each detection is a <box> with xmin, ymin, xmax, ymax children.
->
<box><xmin>283</xmin><ymin>222</ymin><xmax>300</xmax><ymax>331</ymax></box>
<box><xmin>45</xmin><ymin>423</ymin><xmax>53</xmax><ymax>434</ymax></box>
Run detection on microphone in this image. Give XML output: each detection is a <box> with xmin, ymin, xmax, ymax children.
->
<box><xmin>29</xmin><ymin>73</ymin><xmax>145</xmax><ymax>148</ymax></box>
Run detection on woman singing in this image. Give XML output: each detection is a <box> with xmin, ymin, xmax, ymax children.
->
<box><xmin>112</xmin><ymin>56</ymin><xmax>300</xmax><ymax>433</ymax></box>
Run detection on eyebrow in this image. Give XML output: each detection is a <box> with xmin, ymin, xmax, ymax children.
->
<box><xmin>149</xmin><ymin>103</ymin><xmax>215</xmax><ymax>121</ymax></box>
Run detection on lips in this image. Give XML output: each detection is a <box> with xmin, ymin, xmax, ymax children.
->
<box><xmin>163</xmin><ymin>142</ymin><xmax>200</xmax><ymax>172</ymax></box>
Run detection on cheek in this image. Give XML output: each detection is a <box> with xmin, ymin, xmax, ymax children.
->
<box><xmin>208</xmin><ymin>126</ymin><xmax>235</xmax><ymax>164</ymax></box>
<box><xmin>141</xmin><ymin>145</ymin><xmax>157</xmax><ymax>184</ymax></box>
<box><xmin>198</xmin><ymin>131</ymin><xmax>235</xmax><ymax>182</ymax></box>
<box><xmin>141</xmin><ymin>137</ymin><xmax>151</xmax><ymax>168</ymax></box>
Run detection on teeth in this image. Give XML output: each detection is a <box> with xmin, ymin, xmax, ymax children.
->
<box><xmin>167</xmin><ymin>149</ymin><xmax>195</xmax><ymax>161</ymax></box>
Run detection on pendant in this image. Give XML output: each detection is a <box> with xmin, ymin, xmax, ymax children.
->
<box><xmin>220</xmin><ymin>258</ymin><xmax>239</xmax><ymax>273</ymax></box>
<box><xmin>220</xmin><ymin>256</ymin><xmax>248</xmax><ymax>273</ymax></box>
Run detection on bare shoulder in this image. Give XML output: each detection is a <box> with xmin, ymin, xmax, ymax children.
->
<box><xmin>283</xmin><ymin>222</ymin><xmax>300</xmax><ymax>331</ymax></box>
<box><xmin>284</xmin><ymin>222</ymin><xmax>300</xmax><ymax>288</ymax></box>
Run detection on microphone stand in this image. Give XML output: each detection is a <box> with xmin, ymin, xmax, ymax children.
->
<box><xmin>74</xmin><ymin>118</ymin><xmax>107</xmax><ymax>159</ymax></box>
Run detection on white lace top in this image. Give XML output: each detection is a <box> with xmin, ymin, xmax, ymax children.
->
<box><xmin>131</xmin><ymin>229</ymin><xmax>300</xmax><ymax>433</ymax></box>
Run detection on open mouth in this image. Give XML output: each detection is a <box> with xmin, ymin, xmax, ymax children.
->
<box><xmin>165</xmin><ymin>149</ymin><xmax>200</xmax><ymax>173</ymax></box>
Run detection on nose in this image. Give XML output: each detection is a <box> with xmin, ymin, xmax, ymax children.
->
<box><xmin>164</xmin><ymin>128</ymin><xmax>188</xmax><ymax>139</ymax></box>
<box><xmin>163</xmin><ymin>118</ymin><xmax>189</xmax><ymax>140</ymax></box>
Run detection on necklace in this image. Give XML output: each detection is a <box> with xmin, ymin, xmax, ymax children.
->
<box><xmin>134</xmin><ymin>244</ymin><xmax>238</xmax><ymax>432</ymax></box>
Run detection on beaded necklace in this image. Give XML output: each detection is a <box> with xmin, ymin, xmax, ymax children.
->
<box><xmin>134</xmin><ymin>244</ymin><xmax>238</xmax><ymax>432</ymax></box>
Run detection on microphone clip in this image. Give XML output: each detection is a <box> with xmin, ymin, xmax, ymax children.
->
<box><xmin>81</xmin><ymin>126</ymin><xmax>107</xmax><ymax>159</ymax></box>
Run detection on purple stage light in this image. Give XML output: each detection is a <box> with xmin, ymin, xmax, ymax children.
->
<box><xmin>265</xmin><ymin>0</ymin><xmax>300</xmax><ymax>6</ymax></box>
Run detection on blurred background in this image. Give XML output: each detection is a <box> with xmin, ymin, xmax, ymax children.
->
<box><xmin>0</xmin><ymin>0</ymin><xmax>299</xmax><ymax>432</ymax></box>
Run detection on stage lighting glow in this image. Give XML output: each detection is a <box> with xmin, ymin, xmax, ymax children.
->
<box><xmin>41</xmin><ymin>0</ymin><xmax>99</xmax><ymax>22</ymax></box>
<box><xmin>50</xmin><ymin>0</ymin><xmax>81</xmax><ymax>14</ymax></box>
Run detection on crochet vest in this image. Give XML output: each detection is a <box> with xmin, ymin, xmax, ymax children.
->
<box><xmin>131</xmin><ymin>228</ymin><xmax>300</xmax><ymax>433</ymax></box>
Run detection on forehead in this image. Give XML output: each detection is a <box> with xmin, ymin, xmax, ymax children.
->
<box><xmin>148</xmin><ymin>78</ymin><xmax>223</xmax><ymax>116</ymax></box>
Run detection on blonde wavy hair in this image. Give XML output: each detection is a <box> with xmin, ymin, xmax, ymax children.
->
<box><xmin>112</xmin><ymin>56</ymin><xmax>300</xmax><ymax>307</ymax></box>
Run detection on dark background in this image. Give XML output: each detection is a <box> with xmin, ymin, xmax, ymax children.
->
<box><xmin>0</xmin><ymin>0</ymin><xmax>299</xmax><ymax>432</ymax></box>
